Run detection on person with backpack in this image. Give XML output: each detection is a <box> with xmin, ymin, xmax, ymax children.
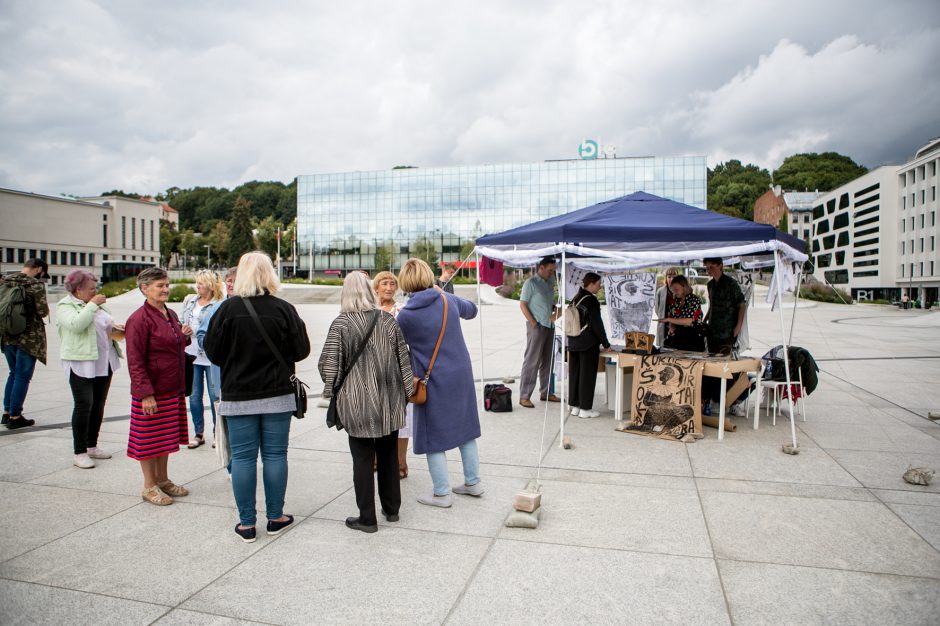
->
<box><xmin>566</xmin><ymin>272</ymin><xmax>610</xmax><ymax>419</ymax></box>
<box><xmin>2</xmin><ymin>258</ymin><xmax>49</xmax><ymax>429</ymax></box>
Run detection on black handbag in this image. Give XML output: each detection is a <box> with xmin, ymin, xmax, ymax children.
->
<box><xmin>483</xmin><ymin>384</ymin><xmax>513</xmax><ymax>412</ymax></box>
<box><xmin>242</xmin><ymin>298</ymin><xmax>310</xmax><ymax>419</ymax></box>
<box><xmin>326</xmin><ymin>310</ymin><xmax>380</xmax><ymax>430</ymax></box>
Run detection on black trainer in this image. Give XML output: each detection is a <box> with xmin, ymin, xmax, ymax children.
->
<box><xmin>266</xmin><ymin>514</ymin><xmax>294</xmax><ymax>535</ymax></box>
<box><xmin>6</xmin><ymin>415</ymin><xmax>35</xmax><ymax>430</ymax></box>
<box><xmin>234</xmin><ymin>525</ymin><xmax>256</xmax><ymax>543</ymax></box>
<box><xmin>345</xmin><ymin>516</ymin><xmax>378</xmax><ymax>533</ymax></box>
<box><xmin>1</xmin><ymin>412</ymin><xmax>8</xmax><ymax>425</ymax></box>
<box><xmin>382</xmin><ymin>510</ymin><xmax>400</xmax><ymax>523</ymax></box>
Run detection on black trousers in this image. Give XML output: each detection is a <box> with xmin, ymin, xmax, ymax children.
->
<box><xmin>348</xmin><ymin>430</ymin><xmax>400</xmax><ymax>525</ymax></box>
<box><xmin>69</xmin><ymin>369</ymin><xmax>113</xmax><ymax>455</ymax></box>
<box><xmin>568</xmin><ymin>345</ymin><xmax>600</xmax><ymax>410</ymax></box>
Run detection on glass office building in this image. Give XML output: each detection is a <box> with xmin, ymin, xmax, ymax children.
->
<box><xmin>296</xmin><ymin>155</ymin><xmax>707</xmax><ymax>272</ymax></box>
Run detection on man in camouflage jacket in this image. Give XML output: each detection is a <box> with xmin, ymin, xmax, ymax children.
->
<box><xmin>2</xmin><ymin>258</ymin><xmax>49</xmax><ymax>429</ymax></box>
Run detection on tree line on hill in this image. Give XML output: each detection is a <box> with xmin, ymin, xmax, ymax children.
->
<box><xmin>103</xmin><ymin>151</ymin><xmax>867</xmax><ymax>269</ymax></box>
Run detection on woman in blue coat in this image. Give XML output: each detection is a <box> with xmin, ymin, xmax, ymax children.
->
<box><xmin>396</xmin><ymin>258</ymin><xmax>482</xmax><ymax>508</ymax></box>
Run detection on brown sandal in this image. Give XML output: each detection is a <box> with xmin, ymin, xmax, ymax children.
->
<box><xmin>157</xmin><ymin>481</ymin><xmax>189</xmax><ymax>497</ymax></box>
<box><xmin>142</xmin><ymin>485</ymin><xmax>173</xmax><ymax>506</ymax></box>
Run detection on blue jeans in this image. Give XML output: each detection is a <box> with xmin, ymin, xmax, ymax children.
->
<box><xmin>426</xmin><ymin>439</ymin><xmax>481</xmax><ymax>496</ymax></box>
<box><xmin>227</xmin><ymin>411</ymin><xmax>292</xmax><ymax>526</ymax></box>
<box><xmin>189</xmin><ymin>364</ymin><xmax>218</xmax><ymax>436</ymax></box>
<box><xmin>3</xmin><ymin>345</ymin><xmax>37</xmax><ymax>417</ymax></box>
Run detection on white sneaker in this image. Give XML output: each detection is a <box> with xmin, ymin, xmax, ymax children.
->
<box><xmin>453</xmin><ymin>482</ymin><xmax>484</xmax><ymax>497</ymax></box>
<box><xmin>729</xmin><ymin>403</ymin><xmax>747</xmax><ymax>417</ymax></box>
<box><xmin>86</xmin><ymin>447</ymin><xmax>112</xmax><ymax>459</ymax></box>
<box><xmin>73</xmin><ymin>453</ymin><xmax>95</xmax><ymax>469</ymax></box>
<box><xmin>570</xmin><ymin>406</ymin><xmax>581</xmax><ymax>417</ymax></box>
<box><xmin>417</xmin><ymin>493</ymin><xmax>453</xmax><ymax>508</ymax></box>
<box><xmin>579</xmin><ymin>409</ymin><xmax>600</xmax><ymax>418</ymax></box>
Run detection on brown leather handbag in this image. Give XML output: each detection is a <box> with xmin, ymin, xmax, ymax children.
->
<box><xmin>409</xmin><ymin>291</ymin><xmax>448</xmax><ymax>404</ymax></box>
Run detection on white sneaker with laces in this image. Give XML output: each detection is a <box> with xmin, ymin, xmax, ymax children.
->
<box><xmin>570</xmin><ymin>407</ymin><xmax>581</xmax><ymax>417</ymax></box>
<box><xmin>729</xmin><ymin>402</ymin><xmax>747</xmax><ymax>417</ymax></box>
<box><xmin>87</xmin><ymin>447</ymin><xmax>112</xmax><ymax>459</ymax></box>
<box><xmin>74</xmin><ymin>453</ymin><xmax>95</xmax><ymax>469</ymax></box>
<box><xmin>579</xmin><ymin>409</ymin><xmax>600</xmax><ymax>418</ymax></box>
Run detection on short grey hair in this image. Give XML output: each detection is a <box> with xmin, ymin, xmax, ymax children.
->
<box><xmin>137</xmin><ymin>267</ymin><xmax>168</xmax><ymax>290</ymax></box>
<box><xmin>341</xmin><ymin>271</ymin><xmax>377</xmax><ymax>313</ymax></box>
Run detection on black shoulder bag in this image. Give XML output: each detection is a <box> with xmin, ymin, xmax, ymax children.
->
<box><xmin>326</xmin><ymin>310</ymin><xmax>380</xmax><ymax>431</ymax></box>
<box><xmin>242</xmin><ymin>297</ymin><xmax>310</xmax><ymax>419</ymax></box>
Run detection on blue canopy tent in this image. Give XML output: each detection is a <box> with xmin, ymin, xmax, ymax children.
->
<box><xmin>472</xmin><ymin>192</ymin><xmax>808</xmax><ymax>449</ymax></box>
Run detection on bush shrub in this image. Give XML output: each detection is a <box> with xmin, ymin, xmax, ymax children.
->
<box><xmin>98</xmin><ymin>277</ymin><xmax>137</xmax><ymax>298</ymax></box>
<box><xmin>799</xmin><ymin>282</ymin><xmax>853</xmax><ymax>304</ymax></box>
<box><xmin>168</xmin><ymin>284</ymin><xmax>193</xmax><ymax>303</ymax></box>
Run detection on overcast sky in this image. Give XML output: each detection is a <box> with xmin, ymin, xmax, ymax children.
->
<box><xmin>1</xmin><ymin>0</ymin><xmax>938</xmax><ymax>197</ymax></box>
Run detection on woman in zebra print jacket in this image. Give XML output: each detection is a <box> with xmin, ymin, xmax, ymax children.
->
<box><xmin>318</xmin><ymin>272</ymin><xmax>414</xmax><ymax>533</ymax></box>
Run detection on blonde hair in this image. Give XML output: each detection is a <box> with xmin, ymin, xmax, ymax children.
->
<box><xmin>341</xmin><ymin>271</ymin><xmax>377</xmax><ymax>312</ymax></box>
<box><xmin>195</xmin><ymin>270</ymin><xmax>224</xmax><ymax>301</ymax></box>
<box><xmin>233</xmin><ymin>251</ymin><xmax>280</xmax><ymax>297</ymax></box>
<box><xmin>398</xmin><ymin>258</ymin><xmax>435</xmax><ymax>293</ymax></box>
<box><xmin>372</xmin><ymin>271</ymin><xmax>398</xmax><ymax>293</ymax></box>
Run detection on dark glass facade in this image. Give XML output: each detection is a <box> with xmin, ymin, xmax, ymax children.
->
<box><xmin>297</xmin><ymin>156</ymin><xmax>706</xmax><ymax>271</ymax></box>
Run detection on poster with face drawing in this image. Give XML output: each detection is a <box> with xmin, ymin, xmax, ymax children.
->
<box><xmin>618</xmin><ymin>355</ymin><xmax>704</xmax><ymax>441</ymax></box>
<box><xmin>603</xmin><ymin>272</ymin><xmax>656</xmax><ymax>339</ymax></box>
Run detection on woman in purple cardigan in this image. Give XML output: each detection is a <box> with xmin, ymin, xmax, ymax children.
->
<box><xmin>396</xmin><ymin>258</ymin><xmax>482</xmax><ymax>508</ymax></box>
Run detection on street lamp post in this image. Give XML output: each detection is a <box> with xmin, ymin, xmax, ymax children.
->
<box><xmin>180</xmin><ymin>249</ymin><xmax>186</xmax><ymax>272</ymax></box>
<box><xmin>204</xmin><ymin>244</ymin><xmax>211</xmax><ymax>269</ymax></box>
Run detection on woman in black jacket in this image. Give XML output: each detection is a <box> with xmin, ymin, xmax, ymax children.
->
<box><xmin>567</xmin><ymin>272</ymin><xmax>610</xmax><ymax>418</ymax></box>
<box><xmin>204</xmin><ymin>252</ymin><xmax>311</xmax><ymax>543</ymax></box>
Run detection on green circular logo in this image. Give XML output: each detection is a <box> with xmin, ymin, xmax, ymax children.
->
<box><xmin>579</xmin><ymin>139</ymin><xmax>598</xmax><ymax>159</ymax></box>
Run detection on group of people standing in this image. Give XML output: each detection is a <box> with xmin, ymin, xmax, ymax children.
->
<box><xmin>2</xmin><ymin>252</ymin><xmax>483</xmax><ymax>543</ymax></box>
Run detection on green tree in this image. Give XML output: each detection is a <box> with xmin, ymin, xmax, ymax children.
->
<box><xmin>707</xmin><ymin>160</ymin><xmax>772</xmax><ymax>220</ymax></box>
<box><xmin>772</xmin><ymin>152</ymin><xmax>868</xmax><ymax>192</ymax></box>
<box><xmin>412</xmin><ymin>236</ymin><xmax>439</xmax><ymax>269</ymax></box>
<box><xmin>205</xmin><ymin>222</ymin><xmax>230</xmax><ymax>268</ymax></box>
<box><xmin>227</xmin><ymin>195</ymin><xmax>255</xmax><ymax>264</ymax></box>
<box><xmin>177</xmin><ymin>229</ymin><xmax>201</xmax><ymax>270</ymax></box>
<box><xmin>159</xmin><ymin>219</ymin><xmax>180</xmax><ymax>267</ymax></box>
<box><xmin>98</xmin><ymin>189</ymin><xmax>142</xmax><ymax>199</ymax></box>
<box><xmin>255</xmin><ymin>215</ymin><xmax>281</xmax><ymax>258</ymax></box>
<box><xmin>777</xmin><ymin>212</ymin><xmax>789</xmax><ymax>235</ymax></box>
<box><xmin>373</xmin><ymin>241</ymin><xmax>396</xmax><ymax>271</ymax></box>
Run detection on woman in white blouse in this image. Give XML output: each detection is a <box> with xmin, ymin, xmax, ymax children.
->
<box><xmin>181</xmin><ymin>270</ymin><xmax>224</xmax><ymax>448</ymax></box>
<box><xmin>56</xmin><ymin>270</ymin><xmax>124</xmax><ymax>469</ymax></box>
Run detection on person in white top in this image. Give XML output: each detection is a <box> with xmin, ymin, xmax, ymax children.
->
<box><xmin>181</xmin><ymin>270</ymin><xmax>224</xmax><ymax>448</ymax></box>
<box><xmin>56</xmin><ymin>270</ymin><xmax>124</xmax><ymax>469</ymax></box>
<box><xmin>373</xmin><ymin>270</ymin><xmax>410</xmax><ymax>478</ymax></box>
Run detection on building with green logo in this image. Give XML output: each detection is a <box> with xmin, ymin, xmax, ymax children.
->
<box><xmin>296</xmin><ymin>155</ymin><xmax>706</xmax><ymax>273</ymax></box>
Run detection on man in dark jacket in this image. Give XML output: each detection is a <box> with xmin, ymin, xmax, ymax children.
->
<box><xmin>2</xmin><ymin>258</ymin><xmax>49</xmax><ymax>429</ymax></box>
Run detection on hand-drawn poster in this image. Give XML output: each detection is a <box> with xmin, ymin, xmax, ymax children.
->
<box><xmin>617</xmin><ymin>356</ymin><xmax>704</xmax><ymax>441</ymax></box>
<box><xmin>564</xmin><ymin>266</ymin><xmax>590</xmax><ymax>300</ymax></box>
<box><xmin>603</xmin><ymin>272</ymin><xmax>656</xmax><ymax>340</ymax></box>
<box><xmin>733</xmin><ymin>271</ymin><xmax>753</xmax><ymax>351</ymax></box>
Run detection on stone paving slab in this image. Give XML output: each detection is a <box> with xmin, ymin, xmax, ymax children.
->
<box><xmin>182</xmin><ymin>518</ymin><xmax>492</xmax><ymax>625</ymax></box>
<box><xmin>0</xmin><ymin>579</ymin><xmax>170</xmax><ymax>626</ymax></box>
<box><xmin>718</xmin><ymin>560</ymin><xmax>940</xmax><ymax>626</ymax></box>
<box><xmin>448</xmin><ymin>540</ymin><xmax>730</xmax><ymax>626</ymax></box>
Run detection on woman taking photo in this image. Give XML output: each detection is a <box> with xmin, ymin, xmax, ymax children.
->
<box><xmin>204</xmin><ymin>252</ymin><xmax>310</xmax><ymax>543</ymax></box>
<box><xmin>373</xmin><ymin>270</ymin><xmax>411</xmax><ymax>478</ymax></box>
<box><xmin>396</xmin><ymin>258</ymin><xmax>482</xmax><ymax>508</ymax></box>
<box><xmin>658</xmin><ymin>275</ymin><xmax>705</xmax><ymax>352</ymax></box>
<box><xmin>567</xmin><ymin>272</ymin><xmax>610</xmax><ymax>419</ymax></box>
<box><xmin>181</xmin><ymin>270</ymin><xmax>224</xmax><ymax>448</ymax></box>
<box><xmin>319</xmin><ymin>271</ymin><xmax>413</xmax><ymax>533</ymax></box>
<box><xmin>56</xmin><ymin>270</ymin><xmax>124</xmax><ymax>469</ymax></box>
<box><xmin>125</xmin><ymin>267</ymin><xmax>191</xmax><ymax>506</ymax></box>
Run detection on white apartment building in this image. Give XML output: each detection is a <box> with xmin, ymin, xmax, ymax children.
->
<box><xmin>897</xmin><ymin>138</ymin><xmax>939</xmax><ymax>305</ymax></box>
<box><xmin>810</xmin><ymin>137</ymin><xmax>940</xmax><ymax>305</ymax></box>
<box><xmin>0</xmin><ymin>188</ymin><xmax>163</xmax><ymax>285</ymax></box>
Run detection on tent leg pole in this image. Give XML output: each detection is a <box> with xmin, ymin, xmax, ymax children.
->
<box><xmin>560</xmin><ymin>250</ymin><xmax>566</xmax><ymax>449</ymax></box>
<box><xmin>788</xmin><ymin>267</ymin><xmax>802</xmax><ymax>346</ymax></box>
<box><xmin>774</xmin><ymin>249</ymin><xmax>798</xmax><ymax>449</ymax></box>
<box><xmin>476</xmin><ymin>251</ymin><xmax>485</xmax><ymax>400</ymax></box>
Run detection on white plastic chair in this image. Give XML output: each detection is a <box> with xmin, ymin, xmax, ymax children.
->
<box><xmin>760</xmin><ymin>367</ymin><xmax>806</xmax><ymax>425</ymax></box>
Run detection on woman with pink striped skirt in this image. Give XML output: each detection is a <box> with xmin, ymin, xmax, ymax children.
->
<box><xmin>125</xmin><ymin>267</ymin><xmax>191</xmax><ymax>506</ymax></box>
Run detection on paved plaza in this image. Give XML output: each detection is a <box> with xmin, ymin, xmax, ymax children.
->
<box><xmin>1</xmin><ymin>284</ymin><xmax>939</xmax><ymax>625</ymax></box>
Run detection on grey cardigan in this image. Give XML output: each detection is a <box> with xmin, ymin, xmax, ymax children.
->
<box><xmin>318</xmin><ymin>311</ymin><xmax>414</xmax><ymax>438</ymax></box>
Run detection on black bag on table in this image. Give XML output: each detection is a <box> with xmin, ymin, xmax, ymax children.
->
<box><xmin>484</xmin><ymin>384</ymin><xmax>513</xmax><ymax>412</ymax></box>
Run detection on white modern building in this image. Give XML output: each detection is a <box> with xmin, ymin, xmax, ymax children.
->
<box><xmin>0</xmin><ymin>189</ymin><xmax>163</xmax><ymax>285</ymax></box>
<box><xmin>810</xmin><ymin>137</ymin><xmax>940</xmax><ymax>305</ymax></box>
